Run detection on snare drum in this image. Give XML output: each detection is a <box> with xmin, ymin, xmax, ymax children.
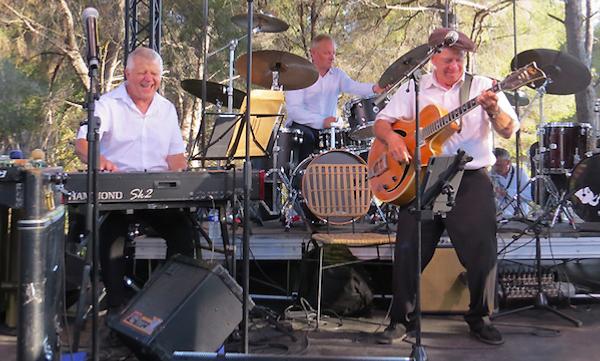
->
<box><xmin>292</xmin><ymin>150</ymin><xmax>371</xmax><ymax>224</ymax></box>
<box><xmin>539</xmin><ymin>122</ymin><xmax>593</xmax><ymax>173</ymax></box>
<box><xmin>274</xmin><ymin>127</ymin><xmax>303</xmax><ymax>173</ymax></box>
<box><xmin>345</xmin><ymin>95</ymin><xmax>389</xmax><ymax>140</ymax></box>
<box><xmin>317</xmin><ymin>128</ymin><xmax>351</xmax><ymax>151</ymax></box>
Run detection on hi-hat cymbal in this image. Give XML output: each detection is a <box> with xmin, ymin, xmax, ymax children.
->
<box><xmin>235</xmin><ymin>50</ymin><xmax>318</xmax><ymax>91</ymax></box>
<box><xmin>378</xmin><ymin>44</ymin><xmax>432</xmax><ymax>88</ymax></box>
<box><xmin>231</xmin><ymin>12</ymin><xmax>289</xmax><ymax>33</ymax></box>
<box><xmin>510</xmin><ymin>49</ymin><xmax>591</xmax><ymax>95</ymax></box>
<box><xmin>504</xmin><ymin>90</ymin><xmax>530</xmax><ymax>107</ymax></box>
<box><xmin>180</xmin><ymin>79</ymin><xmax>246</xmax><ymax>109</ymax></box>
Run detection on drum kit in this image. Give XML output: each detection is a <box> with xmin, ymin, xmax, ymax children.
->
<box><xmin>181</xmin><ymin>11</ymin><xmax>600</xmax><ymax>228</ymax></box>
<box><xmin>178</xmin><ymin>11</ymin><xmax>416</xmax><ymax>229</ymax></box>
<box><xmin>507</xmin><ymin>49</ymin><xmax>599</xmax><ymax>225</ymax></box>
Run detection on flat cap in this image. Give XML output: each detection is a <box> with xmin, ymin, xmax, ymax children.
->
<box><xmin>428</xmin><ymin>27</ymin><xmax>476</xmax><ymax>52</ymax></box>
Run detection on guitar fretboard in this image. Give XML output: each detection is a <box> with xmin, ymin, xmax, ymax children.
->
<box><xmin>422</xmin><ymin>82</ymin><xmax>501</xmax><ymax>139</ymax></box>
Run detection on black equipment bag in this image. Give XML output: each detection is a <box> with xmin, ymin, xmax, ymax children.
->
<box><xmin>298</xmin><ymin>243</ymin><xmax>373</xmax><ymax>316</ymax></box>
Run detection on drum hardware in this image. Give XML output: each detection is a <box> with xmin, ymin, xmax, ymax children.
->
<box><xmin>568</xmin><ymin>154</ymin><xmax>600</xmax><ymax>222</ymax></box>
<box><xmin>511</xmin><ymin>49</ymin><xmax>592</xmax><ymax>95</ymax></box>
<box><xmin>344</xmin><ymin>96</ymin><xmax>389</xmax><ymax>140</ymax></box>
<box><xmin>235</xmin><ymin>50</ymin><xmax>319</xmax><ymax>91</ymax></box>
<box><xmin>231</xmin><ymin>11</ymin><xmax>289</xmax><ymax>33</ymax></box>
<box><xmin>317</xmin><ymin>127</ymin><xmax>349</xmax><ymax>152</ymax></box>
<box><xmin>491</xmin><ymin>175</ymin><xmax>536</xmax><ymax>220</ymax></box>
<box><xmin>256</xmin><ymin>127</ymin><xmax>304</xmax><ymax>220</ymax></box>
<box><xmin>373</xmin><ymin>44</ymin><xmax>432</xmax><ymax>107</ymax></box>
<box><xmin>504</xmin><ymin>89</ymin><xmax>530</xmax><ymax>107</ymax></box>
<box><xmin>282</xmin><ymin>150</ymin><xmax>372</xmax><ymax>228</ymax></box>
<box><xmin>538</xmin><ymin>122</ymin><xmax>593</xmax><ymax>174</ymax></box>
<box><xmin>531</xmin><ymin>82</ymin><xmax>577</xmax><ymax>228</ymax></box>
<box><xmin>181</xmin><ymin>79</ymin><xmax>246</xmax><ymax>112</ymax></box>
<box><xmin>507</xmin><ymin>48</ymin><xmax>592</xmax><ymax>228</ymax></box>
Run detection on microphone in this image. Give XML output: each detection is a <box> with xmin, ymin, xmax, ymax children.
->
<box><xmin>442</xmin><ymin>30</ymin><xmax>459</xmax><ymax>47</ymax></box>
<box><xmin>82</xmin><ymin>7</ymin><xmax>99</xmax><ymax>69</ymax></box>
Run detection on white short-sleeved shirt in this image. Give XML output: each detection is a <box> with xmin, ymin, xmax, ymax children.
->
<box><xmin>377</xmin><ymin>72</ymin><xmax>519</xmax><ymax>170</ymax></box>
<box><xmin>77</xmin><ymin>83</ymin><xmax>185</xmax><ymax>172</ymax></box>
<box><xmin>285</xmin><ymin>67</ymin><xmax>375</xmax><ymax>130</ymax></box>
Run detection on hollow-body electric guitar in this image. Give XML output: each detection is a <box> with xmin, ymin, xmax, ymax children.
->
<box><xmin>367</xmin><ymin>62</ymin><xmax>546</xmax><ymax>206</ymax></box>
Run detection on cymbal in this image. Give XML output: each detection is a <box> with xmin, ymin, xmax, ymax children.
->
<box><xmin>231</xmin><ymin>12</ymin><xmax>289</xmax><ymax>33</ymax></box>
<box><xmin>504</xmin><ymin>90</ymin><xmax>530</xmax><ymax>107</ymax></box>
<box><xmin>510</xmin><ymin>49</ymin><xmax>591</xmax><ymax>95</ymax></box>
<box><xmin>378</xmin><ymin>44</ymin><xmax>432</xmax><ymax>88</ymax></box>
<box><xmin>235</xmin><ymin>50</ymin><xmax>318</xmax><ymax>91</ymax></box>
<box><xmin>180</xmin><ymin>79</ymin><xmax>246</xmax><ymax>109</ymax></box>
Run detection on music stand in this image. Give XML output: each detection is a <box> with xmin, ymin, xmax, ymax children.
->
<box><xmin>202</xmin><ymin>113</ymin><xmax>244</xmax><ymax>161</ymax></box>
<box><xmin>227</xmin><ymin>89</ymin><xmax>285</xmax><ymax>160</ymax></box>
<box><xmin>192</xmin><ymin>90</ymin><xmax>284</xmax><ymax>163</ymax></box>
<box><xmin>420</xmin><ymin>152</ymin><xmax>469</xmax><ymax>214</ymax></box>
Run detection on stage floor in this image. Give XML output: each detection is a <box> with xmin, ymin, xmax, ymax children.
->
<box><xmin>3</xmin><ymin>219</ymin><xmax>600</xmax><ymax>360</ymax></box>
<box><xmin>204</xmin><ymin>219</ymin><xmax>600</xmax><ymax>261</ymax></box>
<box><xmin>1</xmin><ymin>301</ymin><xmax>599</xmax><ymax>360</ymax></box>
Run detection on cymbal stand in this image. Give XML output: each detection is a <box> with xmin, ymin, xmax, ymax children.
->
<box><xmin>263</xmin><ymin>159</ymin><xmax>316</xmax><ymax>233</ymax></box>
<box><xmin>270</xmin><ymin>63</ymin><xmax>283</xmax><ymax>91</ymax></box>
<box><xmin>208</xmin><ymin>34</ymin><xmax>248</xmax><ymax>113</ymax></box>
<box><xmin>492</xmin><ymin>177</ymin><xmax>534</xmax><ymax>220</ymax></box>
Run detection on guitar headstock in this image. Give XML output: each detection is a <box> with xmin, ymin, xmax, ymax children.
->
<box><xmin>500</xmin><ymin>62</ymin><xmax>546</xmax><ymax>91</ymax></box>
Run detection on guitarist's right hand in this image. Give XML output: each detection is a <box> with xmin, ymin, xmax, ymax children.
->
<box><xmin>385</xmin><ymin>132</ymin><xmax>412</xmax><ymax>164</ymax></box>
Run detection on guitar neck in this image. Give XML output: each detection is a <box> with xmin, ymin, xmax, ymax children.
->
<box><xmin>422</xmin><ymin>82</ymin><xmax>502</xmax><ymax>139</ymax></box>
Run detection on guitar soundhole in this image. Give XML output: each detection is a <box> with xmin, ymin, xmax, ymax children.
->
<box><xmin>394</xmin><ymin>129</ymin><xmax>407</xmax><ymax>137</ymax></box>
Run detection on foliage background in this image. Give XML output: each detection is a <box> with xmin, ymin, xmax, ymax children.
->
<box><xmin>0</xmin><ymin>0</ymin><xmax>597</xmax><ymax>171</ymax></box>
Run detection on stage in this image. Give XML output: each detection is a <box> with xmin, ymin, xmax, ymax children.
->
<box><xmin>204</xmin><ymin>219</ymin><xmax>600</xmax><ymax>262</ymax></box>
<box><xmin>3</xmin><ymin>218</ymin><xmax>600</xmax><ymax>361</ymax></box>
<box><xmin>1</xmin><ymin>299</ymin><xmax>599</xmax><ymax>361</ymax></box>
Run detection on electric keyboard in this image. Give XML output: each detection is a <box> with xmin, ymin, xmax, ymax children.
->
<box><xmin>64</xmin><ymin>169</ymin><xmax>262</xmax><ymax>210</ymax></box>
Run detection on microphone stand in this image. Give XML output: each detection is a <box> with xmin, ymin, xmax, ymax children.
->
<box><xmin>512</xmin><ymin>0</ymin><xmax>523</xmax><ymax>219</ymax></box>
<box><xmin>242</xmin><ymin>0</ymin><xmax>253</xmax><ymax>354</ymax></box>
<box><xmin>402</xmin><ymin>46</ymin><xmax>441</xmax><ymax>361</ymax></box>
<box><xmin>409</xmin><ymin>70</ymin><xmax>427</xmax><ymax>361</ymax></box>
<box><xmin>83</xmin><ymin>64</ymin><xmax>101</xmax><ymax>361</ymax></box>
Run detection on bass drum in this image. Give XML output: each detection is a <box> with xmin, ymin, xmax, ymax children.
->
<box><xmin>569</xmin><ymin>154</ymin><xmax>600</xmax><ymax>222</ymax></box>
<box><xmin>292</xmin><ymin>150</ymin><xmax>371</xmax><ymax>225</ymax></box>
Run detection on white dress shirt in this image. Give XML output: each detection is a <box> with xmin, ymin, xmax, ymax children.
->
<box><xmin>285</xmin><ymin>67</ymin><xmax>375</xmax><ymax>129</ymax></box>
<box><xmin>491</xmin><ymin>164</ymin><xmax>532</xmax><ymax>218</ymax></box>
<box><xmin>77</xmin><ymin>83</ymin><xmax>185</xmax><ymax>172</ymax></box>
<box><xmin>377</xmin><ymin>72</ymin><xmax>519</xmax><ymax>170</ymax></box>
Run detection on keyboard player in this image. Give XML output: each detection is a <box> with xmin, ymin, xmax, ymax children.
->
<box><xmin>74</xmin><ymin>47</ymin><xmax>195</xmax><ymax>315</ymax></box>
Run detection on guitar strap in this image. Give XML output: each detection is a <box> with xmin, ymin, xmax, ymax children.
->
<box><xmin>457</xmin><ymin>72</ymin><xmax>473</xmax><ymax>133</ymax></box>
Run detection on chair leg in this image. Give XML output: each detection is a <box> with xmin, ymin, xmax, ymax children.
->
<box><xmin>316</xmin><ymin>245</ymin><xmax>324</xmax><ymax>329</ymax></box>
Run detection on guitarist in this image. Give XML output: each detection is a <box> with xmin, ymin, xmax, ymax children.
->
<box><xmin>374</xmin><ymin>28</ymin><xmax>518</xmax><ymax>345</ymax></box>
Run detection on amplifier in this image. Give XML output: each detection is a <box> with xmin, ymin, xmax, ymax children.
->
<box><xmin>108</xmin><ymin>255</ymin><xmax>254</xmax><ymax>361</ymax></box>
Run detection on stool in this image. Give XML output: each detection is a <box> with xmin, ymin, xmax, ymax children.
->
<box><xmin>310</xmin><ymin>232</ymin><xmax>394</xmax><ymax>327</ymax></box>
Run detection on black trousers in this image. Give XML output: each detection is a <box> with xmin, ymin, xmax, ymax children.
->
<box><xmin>99</xmin><ymin>209</ymin><xmax>195</xmax><ymax>308</ymax></box>
<box><xmin>290</xmin><ymin>122</ymin><xmax>320</xmax><ymax>161</ymax></box>
<box><xmin>391</xmin><ymin>168</ymin><xmax>497</xmax><ymax>329</ymax></box>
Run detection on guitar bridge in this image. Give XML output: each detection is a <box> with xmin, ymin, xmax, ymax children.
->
<box><xmin>367</xmin><ymin>155</ymin><xmax>388</xmax><ymax>179</ymax></box>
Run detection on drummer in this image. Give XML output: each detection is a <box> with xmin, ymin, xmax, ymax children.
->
<box><xmin>285</xmin><ymin>34</ymin><xmax>386</xmax><ymax>160</ymax></box>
